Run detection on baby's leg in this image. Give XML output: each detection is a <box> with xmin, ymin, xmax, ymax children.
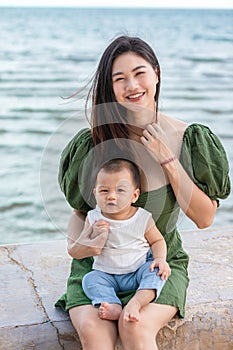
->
<box><xmin>82</xmin><ymin>270</ymin><xmax>122</xmax><ymax>320</ymax></box>
<box><xmin>122</xmin><ymin>261</ymin><xmax>166</xmax><ymax>322</ymax></box>
<box><xmin>123</xmin><ymin>289</ymin><xmax>156</xmax><ymax>322</ymax></box>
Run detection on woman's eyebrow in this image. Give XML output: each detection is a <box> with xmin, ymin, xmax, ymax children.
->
<box><xmin>112</xmin><ymin>65</ymin><xmax>147</xmax><ymax>77</ymax></box>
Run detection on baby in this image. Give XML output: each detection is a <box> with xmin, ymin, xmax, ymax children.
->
<box><xmin>82</xmin><ymin>158</ymin><xmax>171</xmax><ymax>322</ymax></box>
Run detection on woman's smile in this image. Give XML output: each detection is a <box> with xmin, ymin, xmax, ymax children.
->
<box><xmin>126</xmin><ymin>91</ymin><xmax>145</xmax><ymax>102</ymax></box>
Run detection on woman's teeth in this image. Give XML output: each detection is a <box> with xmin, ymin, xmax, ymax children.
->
<box><xmin>128</xmin><ymin>93</ymin><xmax>143</xmax><ymax>99</ymax></box>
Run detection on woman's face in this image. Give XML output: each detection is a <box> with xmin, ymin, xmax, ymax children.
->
<box><xmin>112</xmin><ymin>52</ymin><xmax>158</xmax><ymax>112</ymax></box>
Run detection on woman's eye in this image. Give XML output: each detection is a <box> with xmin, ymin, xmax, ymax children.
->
<box><xmin>136</xmin><ymin>71</ymin><xmax>145</xmax><ymax>76</ymax></box>
<box><xmin>114</xmin><ymin>77</ymin><xmax>124</xmax><ymax>82</ymax></box>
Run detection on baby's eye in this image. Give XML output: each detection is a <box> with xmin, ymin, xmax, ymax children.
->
<box><xmin>100</xmin><ymin>189</ymin><xmax>108</xmax><ymax>193</ymax></box>
<box><xmin>117</xmin><ymin>188</ymin><xmax>125</xmax><ymax>193</ymax></box>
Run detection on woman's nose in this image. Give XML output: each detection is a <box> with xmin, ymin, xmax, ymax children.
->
<box><xmin>126</xmin><ymin>77</ymin><xmax>138</xmax><ymax>91</ymax></box>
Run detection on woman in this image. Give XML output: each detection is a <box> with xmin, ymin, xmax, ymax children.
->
<box><xmin>56</xmin><ymin>36</ymin><xmax>230</xmax><ymax>350</ymax></box>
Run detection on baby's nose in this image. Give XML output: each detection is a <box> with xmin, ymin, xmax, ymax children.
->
<box><xmin>107</xmin><ymin>191</ymin><xmax>116</xmax><ymax>199</ymax></box>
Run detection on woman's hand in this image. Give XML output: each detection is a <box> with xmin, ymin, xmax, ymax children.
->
<box><xmin>150</xmin><ymin>258</ymin><xmax>171</xmax><ymax>281</ymax></box>
<box><xmin>141</xmin><ymin>123</ymin><xmax>174</xmax><ymax>164</ymax></box>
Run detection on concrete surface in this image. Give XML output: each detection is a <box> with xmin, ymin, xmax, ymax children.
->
<box><xmin>0</xmin><ymin>227</ymin><xmax>232</xmax><ymax>350</ymax></box>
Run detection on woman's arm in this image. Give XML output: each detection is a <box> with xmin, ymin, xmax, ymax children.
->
<box><xmin>67</xmin><ymin>210</ymin><xmax>108</xmax><ymax>259</ymax></box>
<box><xmin>141</xmin><ymin>123</ymin><xmax>217</xmax><ymax>229</ymax></box>
<box><xmin>162</xmin><ymin>158</ymin><xmax>217</xmax><ymax>228</ymax></box>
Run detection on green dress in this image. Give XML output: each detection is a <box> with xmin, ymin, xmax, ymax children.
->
<box><xmin>55</xmin><ymin>123</ymin><xmax>230</xmax><ymax>318</ymax></box>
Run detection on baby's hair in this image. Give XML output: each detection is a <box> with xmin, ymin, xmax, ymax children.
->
<box><xmin>99</xmin><ymin>159</ymin><xmax>140</xmax><ymax>189</ymax></box>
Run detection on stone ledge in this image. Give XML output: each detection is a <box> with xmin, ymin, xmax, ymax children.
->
<box><xmin>0</xmin><ymin>227</ymin><xmax>233</xmax><ymax>350</ymax></box>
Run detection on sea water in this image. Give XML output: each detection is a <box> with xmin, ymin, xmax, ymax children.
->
<box><xmin>0</xmin><ymin>7</ymin><xmax>232</xmax><ymax>243</ymax></box>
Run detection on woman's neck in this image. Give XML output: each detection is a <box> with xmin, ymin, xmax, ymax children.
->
<box><xmin>127</xmin><ymin>109</ymin><xmax>159</xmax><ymax>139</ymax></box>
<box><xmin>127</xmin><ymin>105</ymin><xmax>157</xmax><ymax>129</ymax></box>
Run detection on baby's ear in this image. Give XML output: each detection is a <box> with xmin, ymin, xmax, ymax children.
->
<box><xmin>93</xmin><ymin>188</ymin><xmax>96</xmax><ymax>196</ymax></box>
<box><xmin>132</xmin><ymin>188</ymin><xmax>140</xmax><ymax>203</ymax></box>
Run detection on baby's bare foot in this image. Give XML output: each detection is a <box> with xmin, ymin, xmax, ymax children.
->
<box><xmin>124</xmin><ymin>311</ymin><xmax>140</xmax><ymax>322</ymax></box>
<box><xmin>123</xmin><ymin>299</ymin><xmax>140</xmax><ymax>322</ymax></box>
<box><xmin>98</xmin><ymin>302</ymin><xmax>122</xmax><ymax>320</ymax></box>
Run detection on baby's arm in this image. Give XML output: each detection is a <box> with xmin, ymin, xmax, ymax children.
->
<box><xmin>91</xmin><ymin>219</ymin><xmax>110</xmax><ymax>239</ymax></box>
<box><xmin>144</xmin><ymin>217</ymin><xmax>171</xmax><ymax>280</ymax></box>
<box><xmin>68</xmin><ymin>213</ymin><xmax>109</xmax><ymax>259</ymax></box>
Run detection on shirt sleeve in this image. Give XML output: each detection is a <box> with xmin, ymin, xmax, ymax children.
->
<box><xmin>58</xmin><ymin>128</ymin><xmax>95</xmax><ymax>211</ymax></box>
<box><xmin>180</xmin><ymin>123</ymin><xmax>231</xmax><ymax>205</ymax></box>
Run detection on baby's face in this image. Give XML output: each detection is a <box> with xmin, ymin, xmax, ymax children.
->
<box><xmin>94</xmin><ymin>168</ymin><xmax>139</xmax><ymax>219</ymax></box>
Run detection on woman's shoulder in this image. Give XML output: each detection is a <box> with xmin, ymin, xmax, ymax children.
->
<box><xmin>180</xmin><ymin>122</ymin><xmax>229</xmax><ymax>168</ymax></box>
<box><xmin>61</xmin><ymin>128</ymin><xmax>93</xmax><ymax>157</ymax></box>
<box><xmin>159</xmin><ymin>113</ymin><xmax>189</xmax><ymax>139</ymax></box>
<box><xmin>158</xmin><ymin>112</ymin><xmax>189</xmax><ymax>128</ymax></box>
<box><xmin>159</xmin><ymin>113</ymin><xmax>189</xmax><ymax>158</ymax></box>
<box><xmin>180</xmin><ymin>123</ymin><xmax>231</xmax><ymax>202</ymax></box>
<box><xmin>183</xmin><ymin>122</ymin><xmax>216</xmax><ymax>140</ymax></box>
<box><xmin>160</xmin><ymin>114</ymin><xmax>221</xmax><ymax>145</ymax></box>
<box><xmin>58</xmin><ymin>127</ymin><xmax>94</xmax><ymax>210</ymax></box>
<box><xmin>69</xmin><ymin>127</ymin><xmax>92</xmax><ymax>146</ymax></box>
<box><xmin>181</xmin><ymin>123</ymin><xmax>229</xmax><ymax>154</ymax></box>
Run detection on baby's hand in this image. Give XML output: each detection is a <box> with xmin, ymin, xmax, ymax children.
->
<box><xmin>150</xmin><ymin>258</ymin><xmax>171</xmax><ymax>280</ymax></box>
<box><xmin>91</xmin><ymin>219</ymin><xmax>110</xmax><ymax>239</ymax></box>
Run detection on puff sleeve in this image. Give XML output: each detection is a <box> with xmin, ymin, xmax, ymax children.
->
<box><xmin>180</xmin><ymin>123</ymin><xmax>231</xmax><ymax>205</ymax></box>
<box><xmin>58</xmin><ymin>128</ymin><xmax>95</xmax><ymax>211</ymax></box>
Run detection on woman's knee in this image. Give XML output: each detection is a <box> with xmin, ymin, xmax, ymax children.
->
<box><xmin>118</xmin><ymin>303</ymin><xmax>177</xmax><ymax>349</ymax></box>
<box><xmin>69</xmin><ymin>305</ymin><xmax>118</xmax><ymax>349</ymax></box>
<box><xmin>78</xmin><ymin>315</ymin><xmax>100</xmax><ymax>334</ymax></box>
<box><xmin>119</xmin><ymin>321</ymin><xmax>154</xmax><ymax>350</ymax></box>
<box><xmin>70</xmin><ymin>307</ymin><xmax>98</xmax><ymax>332</ymax></box>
